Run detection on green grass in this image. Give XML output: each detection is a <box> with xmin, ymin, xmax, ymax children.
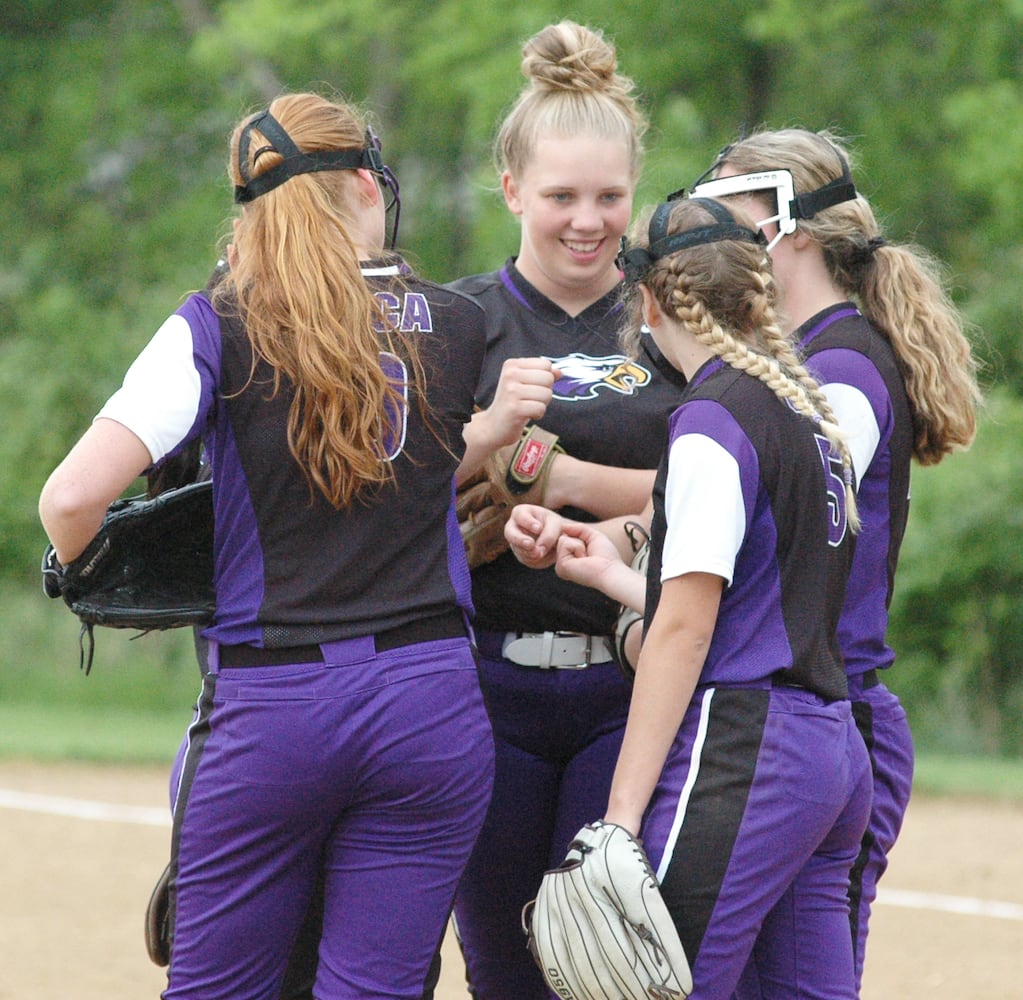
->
<box><xmin>911</xmin><ymin>752</ymin><xmax>1023</xmax><ymax>801</ymax></box>
<box><xmin>4</xmin><ymin>584</ymin><xmax>1023</xmax><ymax>796</ymax></box>
<box><xmin>0</xmin><ymin>700</ymin><xmax>193</xmax><ymax>764</ymax></box>
<box><xmin>1</xmin><ymin>583</ymin><xmax>201</xmax><ymax>764</ymax></box>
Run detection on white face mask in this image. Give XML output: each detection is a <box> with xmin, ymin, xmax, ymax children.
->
<box><xmin>690</xmin><ymin>160</ymin><xmax>859</xmax><ymax>252</ymax></box>
<box><xmin>691</xmin><ymin>169</ymin><xmax>798</xmax><ymax>252</ymax></box>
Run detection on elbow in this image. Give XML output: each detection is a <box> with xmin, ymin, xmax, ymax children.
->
<box><xmin>38</xmin><ymin>476</ymin><xmax>104</xmax><ymax>561</ymax></box>
<box><xmin>39</xmin><ymin>476</ymin><xmax>85</xmax><ymax>529</ymax></box>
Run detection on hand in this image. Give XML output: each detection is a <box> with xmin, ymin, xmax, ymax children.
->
<box><xmin>458</xmin><ymin>358</ymin><xmax>562</xmax><ymax>484</ymax></box>
<box><xmin>505</xmin><ymin>504</ymin><xmax>567</xmax><ymax>569</ymax></box>
<box><xmin>554</xmin><ymin>521</ymin><xmax>627</xmax><ymax>592</ymax></box>
<box><xmin>481</xmin><ymin>357</ymin><xmax>560</xmax><ymax>450</ymax></box>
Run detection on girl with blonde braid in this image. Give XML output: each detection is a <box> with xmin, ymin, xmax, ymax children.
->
<box><xmin>688</xmin><ymin>127</ymin><xmax>981</xmax><ymax>995</ymax></box>
<box><xmin>512</xmin><ymin>196</ymin><xmax>872</xmax><ymax>998</ymax></box>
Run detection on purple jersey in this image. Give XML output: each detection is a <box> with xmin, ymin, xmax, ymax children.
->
<box><xmin>798</xmin><ymin>303</ymin><xmax>913</xmax><ymax>677</ymax></box>
<box><xmin>98</xmin><ymin>262</ymin><xmax>485</xmax><ymax>647</ymax></box>
<box><xmin>645</xmin><ymin>359</ymin><xmax>853</xmax><ymax>700</ymax></box>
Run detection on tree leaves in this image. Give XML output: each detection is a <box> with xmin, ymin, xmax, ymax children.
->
<box><xmin>5</xmin><ymin>0</ymin><xmax>1022</xmax><ymax>749</ymax></box>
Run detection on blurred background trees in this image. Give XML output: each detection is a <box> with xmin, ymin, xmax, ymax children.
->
<box><xmin>3</xmin><ymin>0</ymin><xmax>1021</xmax><ymax>753</ymax></box>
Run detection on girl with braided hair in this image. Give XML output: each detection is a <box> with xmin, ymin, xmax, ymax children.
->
<box><xmin>688</xmin><ymin>127</ymin><xmax>981</xmax><ymax>995</ymax></box>
<box><xmin>511</xmin><ymin>195</ymin><xmax>872</xmax><ymax>998</ymax></box>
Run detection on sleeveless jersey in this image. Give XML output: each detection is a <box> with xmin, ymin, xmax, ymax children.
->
<box><xmin>798</xmin><ymin>303</ymin><xmax>913</xmax><ymax>676</ymax></box>
<box><xmin>97</xmin><ymin>261</ymin><xmax>486</xmax><ymax>646</ymax></box>
<box><xmin>447</xmin><ymin>258</ymin><xmax>685</xmax><ymax>634</ymax></box>
<box><xmin>644</xmin><ymin>359</ymin><xmax>853</xmax><ymax>701</ymax></box>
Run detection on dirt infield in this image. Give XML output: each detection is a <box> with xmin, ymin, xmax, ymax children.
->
<box><xmin>1</xmin><ymin>759</ymin><xmax>1020</xmax><ymax>999</ymax></box>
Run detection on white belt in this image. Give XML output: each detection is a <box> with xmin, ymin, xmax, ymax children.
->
<box><xmin>502</xmin><ymin>631</ymin><xmax>614</xmax><ymax>670</ymax></box>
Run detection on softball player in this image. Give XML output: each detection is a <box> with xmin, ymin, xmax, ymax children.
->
<box><xmin>40</xmin><ymin>92</ymin><xmax>494</xmax><ymax>1000</ymax></box>
<box><xmin>689</xmin><ymin>127</ymin><xmax>980</xmax><ymax>993</ymax></box>
<box><xmin>595</xmin><ymin>196</ymin><xmax>873</xmax><ymax>999</ymax></box>
<box><xmin>445</xmin><ymin>22</ymin><xmax>684</xmax><ymax>1000</ymax></box>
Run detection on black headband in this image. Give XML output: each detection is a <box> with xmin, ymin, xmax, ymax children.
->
<box><xmin>616</xmin><ymin>197</ymin><xmax>766</xmax><ymax>285</ymax></box>
<box><xmin>233</xmin><ymin>110</ymin><xmax>385</xmax><ymax>204</ymax></box>
<box><xmin>791</xmin><ymin>157</ymin><xmax>857</xmax><ymax>220</ymax></box>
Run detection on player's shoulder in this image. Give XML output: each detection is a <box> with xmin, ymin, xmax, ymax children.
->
<box><xmin>408</xmin><ymin>273</ymin><xmax>486</xmax><ymax>317</ymax></box>
<box><xmin>805</xmin><ymin>309</ymin><xmax>901</xmax><ymax>387</ymax></box>
<box><xmin>444</xmin><ymin>268</ymin><xmax>503</xmax><ymax>302</ymax></box>
<box><xmin>802</xmin><ymin>306</ymin><xmax>878</xmax><ymax>358</ymax></box>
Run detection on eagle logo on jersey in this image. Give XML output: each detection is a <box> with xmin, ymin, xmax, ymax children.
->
<box><xmin>548</xmin><ymin>353</ymin><xmax>652</xmax><ymax>401</ymax></box>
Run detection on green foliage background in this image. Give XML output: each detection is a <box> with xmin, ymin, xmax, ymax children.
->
<box><xmin>3</xmin><ymin>0</ymin><xmax>1021</xmax><ymax>757</ymax></box>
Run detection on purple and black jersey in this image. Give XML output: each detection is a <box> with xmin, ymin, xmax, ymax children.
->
<box><xmin>645</xmin><ymin>359</ymin><xmax>854</xmax><ymax>701</ymax></box>
<box><xmin>798</xmin><ymin>303</ymin><xmax>913</xmax><ymax>678</ymax></box>
<box><xmin>448</xmin><ymin>258</ymin><xmax>684</xmax><ymax>634</ymax></box>
<box><xmin>98</xmin><ymin>261</ymin><xmax>486</xmax><ymax>647</ymax></box>
<box><xmin>640</xmin><ymin>357</ymin><xmax>871</xmax><ymax>997</ymax></box>
<box><xmin>795</xmin><ymin>303</ymin><xmax>916</xmax><ymax>992</ymax></box>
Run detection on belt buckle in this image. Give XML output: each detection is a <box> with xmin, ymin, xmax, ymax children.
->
<box><xmin>502</xmin><ymin>630</ymin><xmax>594</xmax><ymax>669</ymax></box>
<box><xmin>553</xmin><ymin>631</ymin><xmax>591</xmax><ymax>670</ymax></box>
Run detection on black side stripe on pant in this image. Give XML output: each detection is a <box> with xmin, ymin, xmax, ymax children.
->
<box><xmin>658</xmin><ymin>688</ymin><xmax>769</xmax><ymax>962</ymax></box>
<box><xmin>847</xmin><ymin>697</ymin><xmax>877</xmax><ymax>953</ymax></box>
<box><xmin>166</xmin><ymin>667</ymin><xmax>218</xmax><ymax>959</ymax></box>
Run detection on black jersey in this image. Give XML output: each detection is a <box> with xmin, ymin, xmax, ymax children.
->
<box><xmin>448</xmin><ymin>258</ymin><xmax>686</xmax><ymax>634</ymax></box>
<box><xmin>645</xmin><ymin>359</ymin><xmax>854</xmax><ymax>701</ymax></box>
<box><xmin>99</xmin><ymin>261</ymin><xmax>486</xmax><ymax>647</ymax></box>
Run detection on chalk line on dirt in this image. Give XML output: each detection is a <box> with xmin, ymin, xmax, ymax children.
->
<box><xmin>3</xmin><ymin>787</ymin><xmax>1022</xmax><ymax>922</ymax></box>
<box><xmin>876</xmin><ymin>887</ymin><xmax>1023</xmax><ymax>922</ymax></box>
<box><xmin>0</xmin><ymin>787</ymin><xmax>170</xmax><ymax>826</ymax></box>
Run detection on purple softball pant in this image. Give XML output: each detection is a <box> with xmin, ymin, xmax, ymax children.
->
<box><xmin>452</xmin><ymin>635</ymin><xmax>631</xmax><ymax>1000</ymax></box>
<box><xmin>847</xmin><ymin>673</ymin><xmax>914</xmax><ymax>993</ymax></box>
<box><xmin>163</xmin><ymin>634</ymin><xmax>494</xmax><ymax>1000</ymax></box>
<box><xmin>646</xmin><ymin>685</ymin><xmax>872</xmax><ymax>1000</ymax></box>
<box><xmin>733</xmin><ymin>673</ymin><xmax>914</xmax><ymax>1000</ymax></box>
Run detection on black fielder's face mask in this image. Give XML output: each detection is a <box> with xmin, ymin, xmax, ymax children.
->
<box><xmin>366</xmin><ymin>126</ymin><xmax>401</xmax><ymax>250</ymax></box>
<box><xmin>234</xmin><ymin>112</ymin><xmax>403</xmax><ymax>249</ymax></box>
<box><xmin>615</xmin><ymin>197</ymin><xmax>767</xmax><ymax>286</ymax></box>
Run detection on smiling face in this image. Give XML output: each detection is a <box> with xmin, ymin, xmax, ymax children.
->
<box><xmin>502</xmin><ymin>132</ymin><xmax>634</xmax><ymax>314</ymax></box>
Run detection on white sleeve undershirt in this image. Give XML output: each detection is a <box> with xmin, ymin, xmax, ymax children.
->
<box><xmin>95</xmin><ymin>313</ymin><xmax>203</xmax><ymax>463</ymax></box>
<box><xmin>820</xmin><ymin>381</ymin><xmax>881</xmax><ymax>487</ymax></box>
<box><xmin>661</xmin><ymin>433</ymin><xmax>746</xmax><ymax>587</ymax></box>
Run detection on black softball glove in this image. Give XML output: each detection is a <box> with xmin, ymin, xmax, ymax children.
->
<box><xmin>41</xmin><ymin>478</ymin><xmax>215</xmax><ymax>673</ymax></box>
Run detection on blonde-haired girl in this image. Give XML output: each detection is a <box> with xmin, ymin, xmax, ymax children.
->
<box><xmin>446</xmin><ymin>20</ymin><xmax>686</xmax><ymax>999</ymax></box>
<box><xmin>690</xmin><ymin>127</ymin><xmax>981</xmax><ymax>995</ymax></box>
<box><xmin>520</xmin><ymin>195</ymin><xmax>872</xmax><ymax>998</ymax></box>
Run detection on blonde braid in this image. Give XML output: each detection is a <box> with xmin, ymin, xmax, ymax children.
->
<box><xmin>755</xmin><ymin>308</ymin><xmax>859</xmax><ymax>528</ymax></box>
<box><xmin>665</xmin><ymin>254</ymin><xmax>860</xmax><ymax>532</ymax></box>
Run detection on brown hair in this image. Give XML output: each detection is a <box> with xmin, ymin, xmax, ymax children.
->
<box><xmin>213</xmin><ymin>92</ymin><xmax>422</xmax><ymax>507</ymax></box>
